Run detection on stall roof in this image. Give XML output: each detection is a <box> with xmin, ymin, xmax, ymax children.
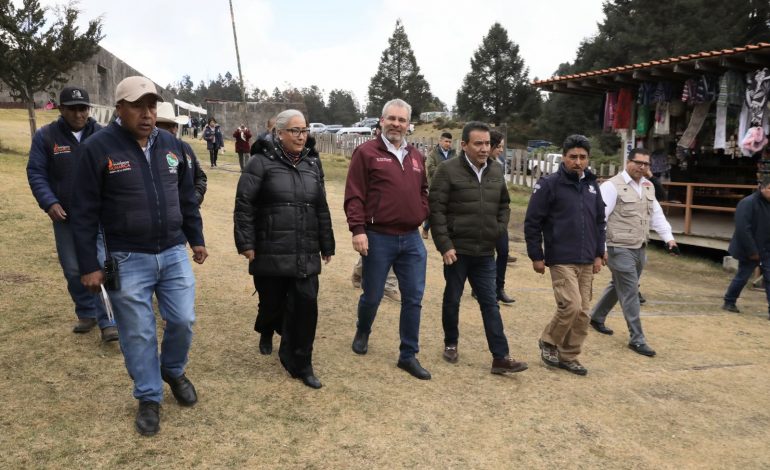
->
<box><xmin>174</xmin><ymin>98</ymin><xmax>206</xmax><ymax>114</ymax></box>
<box><xmin>532</xmin><ymin>42</ymin><xmax>770</xmax><ymax>95</ymax></box>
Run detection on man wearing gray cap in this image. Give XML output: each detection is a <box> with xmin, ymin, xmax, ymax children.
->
<box><xmin>26</xmin><ymin>86</ymin><xmax>118</xmax><ymax>341</ymax></box>
<box><xmin>71</xmin><ymin>76</ymin><xmax>208</xmax><ymax>436</ymax></box>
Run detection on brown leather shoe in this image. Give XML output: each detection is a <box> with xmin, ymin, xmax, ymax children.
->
<box><xmin>442</xmin><ymin>344</ymin><xmax>458</xmax><ymax>363</ymax></box>
<box><xmin>73</xmin><ymin>318</ymin><xmax>97</xmax><ymax>333</ymax></box>
<box><xmin>100</xmin><ymin>326</ymin><xmax>119</xmax><ymax>342</ymax></box>
<box><xmin>491</xmin><ymin>356</ymin><xmax>528</xmax><ymax>374</ymax></box>
<box><xmin>421</xmin><ymin>228</ymin><xmax>429</xmax><ymax>239</ymax></box>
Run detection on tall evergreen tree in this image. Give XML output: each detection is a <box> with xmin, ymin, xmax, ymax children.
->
<box><xmin>301</xmin><ymin>86</ymin><xmax>327</xmax><ymax>123</ymax></box>
<box><xmin>0</xmin><ymin>0</ymin><xmax>103</xmax><ymax>136</ymax></box>
<box><xmin>455</xmin><ymin>23</ymin><xmax>540</xmax><ymax>126</ymax></box>
<box><xmin>327</xmin><ymin>89</ymin><xmax>359</xmax><ymax>125</ymax></box>
<box><xmin>366</xmin><ymin>19</ymin><xmax>435</xmax><ymax>119</ymax></box>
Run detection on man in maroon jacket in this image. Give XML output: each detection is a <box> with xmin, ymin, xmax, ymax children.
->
<box><xmin>344</xmin><ymin>98</ymin><xmax>431</xmax><ymax>380</ymax></box>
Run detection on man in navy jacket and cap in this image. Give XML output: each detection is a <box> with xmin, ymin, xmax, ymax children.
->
<box><xmin>26</xmin><ymin>86</ymin><xmax>118</xmax><ymax>341</ymax></box>
<box><xmin>71</xmin><ymin>76</ymin><xmax>207</xmax><ymax>436</ymax></box>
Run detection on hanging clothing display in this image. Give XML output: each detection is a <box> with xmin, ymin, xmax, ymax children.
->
<box><xmin>636</xmin><ymin>104</ymin><xmax>650</xmax><ymax>135</ymax></box>
<box><xmin>604</xmin><ymin>91</ymin><xmax>618</xmax><ymax>131</ymax></box>
<box><xmin>613</xmin><ymin>88</ymin><xmax>634</xmax><ymax>130</ymax></box>
<box><xmin>714</xmin><ymin>103</ymin><xmax>727</xmax><ymax>149</ymax></box>
<box><xmin>654</xmin><ymin>102</ymin><xmax>670</xmax><ymax>136</ymax></box>
<box><xmin>746</xmin><ymin>68</ymin><xmax>770</xmax><ymax>126</ymax></box>
<box><xmin>678</xmin><ymin>102</ymin><xmax>711</xmax><ymax>149</ymax></box>
<box><xmin>717</xmin><ymin>70</ymin><xmax>745</xmax><ymax>108</ymax></box>
<box><xmin>738</xmin><ymin>98</ymin><xmax>770</xmax><ymax>156</ymax></box>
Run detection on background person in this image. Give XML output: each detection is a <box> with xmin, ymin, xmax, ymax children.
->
<box><xmin>722</xmin><ymin>176</ymin><xmax>770</xmax><ymax>318</ymax></box>
<box><xmin>26</xmin><ymin>86</ymin><xmax>118</xmax><ymax>341</ymax></box>
<box><xmin>233</xmin><ymin>123</ymin><xmax>253</xmax><ymax>171</ymax></box>
<box><xmin>234</xmin><ymin>109</ymin><xmax>335</xmax><ymax>389</ymax></box>
<box><xmin>423</xmin><ymin>132</ymin><xmax>455</xmax><ymax>239</ymax></box>
<box><xmin>525</xmin><ymin>134</ymin><xmax>606</xmax><ymax>376</ymax></box>
<box><xmin>155</xmin><ymin>102</ymin><xmax>208</xmax><ymax>206</ymax></box>
<box><xmin>203</xmin><ymin>118</ymin><xmax>224</xmax><ymax>167</ymax></box>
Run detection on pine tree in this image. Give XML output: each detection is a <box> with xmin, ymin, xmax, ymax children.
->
<box><xmin>327</xmin><ymin>89</ymin><xmax>359</xmax><ymax>125</ymax></box>
<box><xmin>366</xmin><ymin>19</ymin><xmax>435</xmax><ymax>119</ymax></box>
<box><xmin>455</xmin><ymin>23</ymin><xmax>540</xmax><ymax>126</ymax></box>
<box><xmin>0</xmin><ymin>0</ymin><xmax>103</xmax><ymax>136</ymax></box>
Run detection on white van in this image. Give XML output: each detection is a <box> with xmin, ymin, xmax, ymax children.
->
<box><xmin>309</xmin><ymin>123</ymin><xmax>326</xmax><ymax>134</ymax></box>
<box><xmin>335</xmin><ymin>127</ymin><xmax>374</xmax><ymax>137</ymax></box>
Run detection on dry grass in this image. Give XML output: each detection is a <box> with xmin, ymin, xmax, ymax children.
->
<box><xmin>1</xmin><ymin>111</ymin><xmax>770</xmax><ymax>468</ymax></box>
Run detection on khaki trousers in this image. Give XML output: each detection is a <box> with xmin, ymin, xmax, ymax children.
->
<box><xmin>541</xmin><ymin>264</ymin><xmax>593</xmax><ymax>362</ymax></box>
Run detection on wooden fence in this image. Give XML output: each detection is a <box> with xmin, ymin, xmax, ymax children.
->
<box><xmin>314</xmin><ymin>134</ymin><xmax>620</xmax><ymax>186</ymax></box>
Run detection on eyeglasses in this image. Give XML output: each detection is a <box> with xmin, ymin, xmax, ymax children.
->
<box><xmin>283</xmin><ymin>128</ymin><xmax>310</xmax><ymax>137</ymax></box>
<box><xmin>629</xmin><ymin>160</ymin><xmax>650</xmax><ymax>167</ymax></box>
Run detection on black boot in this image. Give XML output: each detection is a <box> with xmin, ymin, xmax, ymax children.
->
<box><xmin>259</xmin><ymin>332</ymin><xmax>273</xmax><ymax>355</ymax></box>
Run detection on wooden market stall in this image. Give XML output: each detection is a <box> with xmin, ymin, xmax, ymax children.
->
<box><xmin>533</xmin><ymin>43</ymin><xmax>770</xmax><ymax>250</ymax></box>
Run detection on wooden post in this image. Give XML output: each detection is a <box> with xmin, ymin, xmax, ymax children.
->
<box><xmin>684</xmin><ymin>183</ymin><xmax>694</xmax><ymax>234</ymax></box>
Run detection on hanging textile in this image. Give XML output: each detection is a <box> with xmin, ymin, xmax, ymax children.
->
<box><xmin>717</xmin><ymin>70</ymin><xmax>745</xmax><ymax>108</ymax></box>
<box><xmin>636</xmin><ymin>104</ymin><xmax>650</xmax><ymax>135</ymax></box>
<box><xmin>613</xmin><ymin>88</ymin><xmax>634</xmax><ymax>130</ymax></box>
<box><xmin>746</xmin><ymin>68</ymin><xmax>770</xmax><ymax>126</ymax></box>
<box><xmin>604</xmin><ymin>91</ymin><xmax>618</xmax><ymax>131</ymax></box>
<box><xmin>714</xmin><ymin>103</ymin><xmax>727</xmax><ymax>149</ymax></box>
<box><xmin>652</xmin><ymin>82</ymin><xmax>673</xmax><ymax>103</ymax></box>
<box><xmin>739</xmin><ymin>97</ymin><xmax>770</xmax><ymax>156</ymax></box>
<box><xmin>677</xmin><ymin>102</ymin><xmax>711</xmax><ymax>149</ymax></box>
<box><xmin>653</xmin><ymin>102</ymin><xmax>670</xmax><ymax>136</ymax></box>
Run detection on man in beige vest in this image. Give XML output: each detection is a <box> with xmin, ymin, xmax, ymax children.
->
<box><xmin>589</xmin><ymin>149</ymin><xmax>678</xmax><ymax>357</ymax></box>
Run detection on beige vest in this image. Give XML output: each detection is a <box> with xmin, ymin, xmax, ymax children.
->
<box><xmin>606</xmin><ymin>173</ymin><xmax>655</xmax><ymax>249</ymax></box>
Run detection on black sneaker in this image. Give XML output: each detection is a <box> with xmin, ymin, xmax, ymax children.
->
<box><xmin>135</xmin><ymin>400</ymin><xmax>160</xmax><ymax>436</ymax></box>
<box><xmin>721</xmin><ymin>303</ymin><xmax>740</xmax><ymax>313</ymax></box>
<box><xmin>161</xmin><ymin>371</ymin><xmax>198</xmax><ymax>406</ymax></box>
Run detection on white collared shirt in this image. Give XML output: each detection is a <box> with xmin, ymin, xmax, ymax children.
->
<box><xmin>71</xmin><ymin>129</ymin><xmax>84</xmax><ymax>142</ymax></box>
<box><xmin>599</xmin><ymin>170</ymin><xmax>674</xmax><ymax>242</ymax></box>
<box><xmin>381</xmin><ymin>134</ymin><xmax>408</xmax><ymax>167</ymax></box>
<box><xmin>464</xmin><ymin>154</ymin><xmax>487</xmax><ymax>182</ymax></box>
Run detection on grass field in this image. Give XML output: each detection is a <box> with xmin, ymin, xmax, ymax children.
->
<box><xmin>2</xmin><ymin>109</ymin><xmax>770</xmax><ymax>468</ymax></box>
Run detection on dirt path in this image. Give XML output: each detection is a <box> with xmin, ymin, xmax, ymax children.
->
<box><xmin>2</xmin><ymin>153</ymin><xmax>769</xmax><ymax>468</ymax></box>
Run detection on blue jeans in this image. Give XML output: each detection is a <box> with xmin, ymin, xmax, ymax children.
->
<box><xmin>358</xmin><ymin>229</ymin><xmax>426</xmax><ymax>361</ymax></box>
<box><xmin>495</xmin><ymin>231</ymin><xmax>509</xmax><ymax>290</ymax></box>
<box><xmin>724</xmin><ymin>257</ymin><xmax>770</xmax><ymax>307</ymax></box>
<box><xmin>108</xmin><ymin>244</ymin><xmax>196</xmax><ymax>403</ymax></box>
<box><xmin>442</xmin><ymin>254</ymin><xmax>509</xmax><ymax>358</ymax></box>
<box><xmin>52</xmin><ymin>221</ymin><xmax>114</xmax><ymax>329</ymax></box>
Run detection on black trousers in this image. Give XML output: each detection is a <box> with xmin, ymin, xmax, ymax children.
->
<box><xmin>209</xmin><ymin>148</ymin><xmax>218</xmax><ymax>166</ymax></box>
<box><xmin>253</xmin><ymin>275</ymin><xmax>319</xmax><ymax>377</ymax></box>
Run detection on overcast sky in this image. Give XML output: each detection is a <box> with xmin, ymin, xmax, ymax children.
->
<box><xmin>37</xmin><ymin>0</ymin><xmax>606</xmax><ymax>109</ymax></box>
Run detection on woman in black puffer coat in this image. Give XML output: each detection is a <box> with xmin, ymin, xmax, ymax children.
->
<box><xmin>234</xmin><ymin>109</ymin><xmax>335</xmax><ymax>389</ymax></box>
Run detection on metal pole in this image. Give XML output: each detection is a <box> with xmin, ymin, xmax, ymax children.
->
<box><xmin>228</xmin><ymin>0</ymin><xmax>247</xmax><ymax>104</ymax></box>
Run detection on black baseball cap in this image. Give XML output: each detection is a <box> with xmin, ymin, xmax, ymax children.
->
<box><xmin>59</xmin><ymin>87</ymin><xmax>91</xmax><ymax>106</ymax></box>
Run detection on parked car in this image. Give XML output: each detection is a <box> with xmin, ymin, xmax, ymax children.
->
<box><xmin>335</xmin><ymin>127</ymin><xmax>374</xmax><ymax>138</ymax></box>
<box><xmin>324</xmin><ymin>124</ymin><xmax>343</xmax><ymax>134</ymax></box>
<box><xmin>361</xmin><ymin>117</ymin><xmax>379</xmax><ymax>128</ymax></box>
<box><xmin>527</xmin><ymin>153</ymin><xmax>562</xmax><ymax>175</ymax></box>
<box><xmin>309</xmin><ymin>123</ymin><xmax>326</xmax><ymax>134</ymax></box>
<box><xmin>527</xmin><ymin>139</ymin><xmax>553</xmax><ymax>153</ymax></box>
